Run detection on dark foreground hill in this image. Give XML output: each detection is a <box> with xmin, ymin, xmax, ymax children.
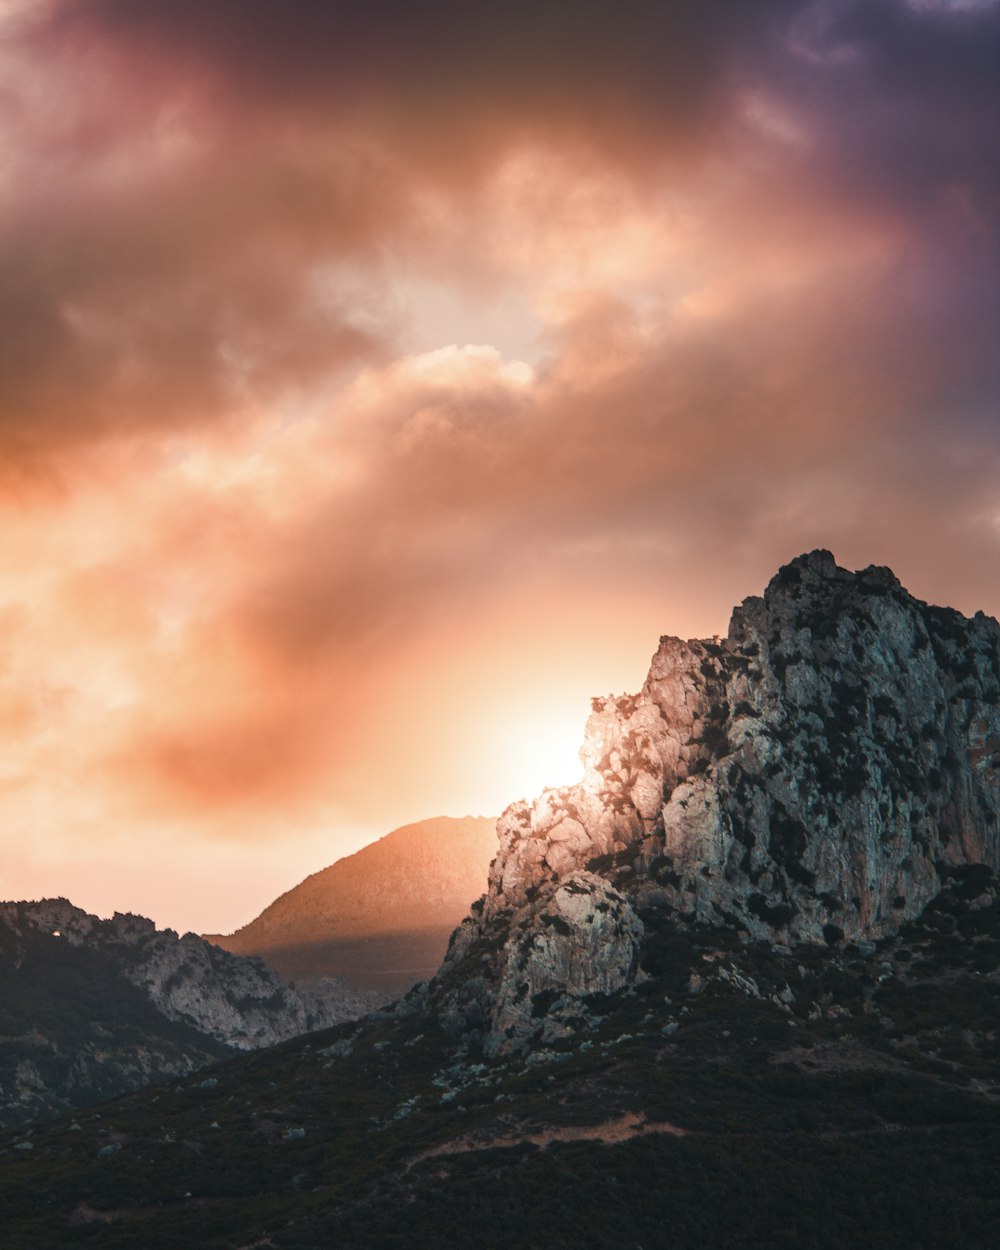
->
<box><xmin>2</xmin><ymin>553</ymin><xmax>998</xmax><ymax>1248</ymax></box>
<box><xmin>205</xmin><ymin>816</ymin><xmax>497</xmax><ymax>995</ymax></box>
<box><xmin>1</xmin><ymin>863</ymin><xmax>998</xmax><ymax>1249</ymax></box>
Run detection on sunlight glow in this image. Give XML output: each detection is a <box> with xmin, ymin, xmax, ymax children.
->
<box><xmin>486</xmin><ymin>705</ymin><xmax>588</xmax><ymax>806</ymax></box>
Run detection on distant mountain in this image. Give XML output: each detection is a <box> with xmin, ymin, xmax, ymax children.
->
<box><xmin>0</xmin><ymin>898</ymin><xmax>382</xmax><ymax>1130</ymax></box>
<box><xmin>4</xmin><ymin>556</ymin><xmax>998</xmax><ymax>1248</ymax></box>
<box><xmin>205</xmin><ymin>815</ymin><xmax>497</xmax><ymax>994</ymax></box>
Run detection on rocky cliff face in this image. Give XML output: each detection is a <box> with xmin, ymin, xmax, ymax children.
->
<box><xmin>437</xmin><ymin>551</ymin><xmax>1000</xmax><ymax>1054</ymax></box>
<box><xmin>0</xmin><ymin>899</ymin><xmax>383</xmax><ymax>1128</ymax></box>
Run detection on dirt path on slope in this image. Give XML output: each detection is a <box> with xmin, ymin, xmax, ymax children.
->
<box><xmin>408</xmin><ymin>1111</ymin><xmax>686</xmax><ymax>1169</ymax></box>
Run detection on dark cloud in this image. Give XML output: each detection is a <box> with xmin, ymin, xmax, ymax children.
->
<box><xmin>41</xmin><ymin>0</ymin><xmax>793</xmax><ymax>119</ymax></box>
<box><xmin>3</xmin><ymin>0</ymin><xmax>996</xmax><ymax>468</ymax></box>
<box><xmin>774</xmin><ymin>1</ymin><xmax>1000</xmax><ymax>224</ymax></box>
<box><xmin>0</xmin><ymin>132</ymin><xmax>397</xmax><ymax>471</ymax></box>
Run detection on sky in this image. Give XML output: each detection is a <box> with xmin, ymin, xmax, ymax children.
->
<box><xmin>0</xmin><ymin>0</ymin><xmax>997</xmax><ymax>935</ymax></box>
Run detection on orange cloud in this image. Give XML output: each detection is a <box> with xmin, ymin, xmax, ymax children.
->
<box><xmin>0</xmin><ymin>0</ymin><xmax>996</xmax><ymax>932</ymax></box>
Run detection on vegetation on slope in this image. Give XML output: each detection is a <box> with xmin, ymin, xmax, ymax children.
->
<box><xmin>2</xmin><ymin>867</ymin><xmax>998</xmax><ymax>1249</ymax></box>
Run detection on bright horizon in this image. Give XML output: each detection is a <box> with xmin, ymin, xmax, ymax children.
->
<box><xmin>1</xmin><ymin>1</ymin><xmax>997</xmax><ymax>935</ymax></box>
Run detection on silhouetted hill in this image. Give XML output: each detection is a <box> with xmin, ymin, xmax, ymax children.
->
<box><xmin>206</xmin><ymin>816</ymin><xmax>497</xmax><ymax>994</ymax></box>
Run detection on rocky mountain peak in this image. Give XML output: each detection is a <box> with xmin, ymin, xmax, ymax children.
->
<box><xmin>437</xmin><ymin>553</ymin><xmax>1000</xmax><ymax>1054</ymax></box>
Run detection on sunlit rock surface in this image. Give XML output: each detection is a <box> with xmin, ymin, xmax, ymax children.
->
<box><xmin>437</xmin><ymin>551</ymin><xmax>1000</xmax><ymax>1053</ymax></box>
<box><xmin>485</xmin><ymin>873</ymin><xmax>644</xmax><ymax>1055</ymax></box>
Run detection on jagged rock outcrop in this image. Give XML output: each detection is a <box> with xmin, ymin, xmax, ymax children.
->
<box><xmin>0</xmin><ymin>898</ymin><xmax>384</xmax><ymax>1128</ymax></box>
<box><xmin>486</xmin><ymin>873</ymin><xmax>644</xmax><ymax>1049</ymax></box>
<box><xmin>1</xmin><ymin>899</ymin><xmax>381</xmax><ymax>1049</ymax></box>
<box><xmin>437</xmin><ymin>551</ymin><xmax>1000</xmax><ymax>1054</ymax></box>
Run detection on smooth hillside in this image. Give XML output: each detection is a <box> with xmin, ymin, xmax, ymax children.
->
<box><xmin>206</xmin><ymin>816</ymin><xmax>497</xmax><ymax>994</ymax></box>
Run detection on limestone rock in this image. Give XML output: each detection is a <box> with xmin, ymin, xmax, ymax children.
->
<box><xmin>433</xmin><ymin>551</ymin><xmax>1000</xmax><ymax>1053</ymax></box>
<box><xmin>0</xmin><ymin>898</ymin><xmax>383</xmax><ymax>1049</ymax></box>
<box><xmin>485</xmin><ymin>873</ymin><xmax>643</xmax><ymax>1056</ymax></box>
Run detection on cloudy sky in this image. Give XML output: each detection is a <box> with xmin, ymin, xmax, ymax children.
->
<box><xmin>1</xmin><ymin>0</ymin><xmax>997</xmax><ymax>934</ymax></box>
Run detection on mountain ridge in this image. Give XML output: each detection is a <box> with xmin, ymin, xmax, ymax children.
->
<box><xmin>2</xmin><ymin>551</ymin><xmax>998</xmax><ymax>1248</ymax></box>
<box><xmin>0</xmin><ymin>897</ymin><xmax>382</xmax><ymax>1130</ymax></box>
